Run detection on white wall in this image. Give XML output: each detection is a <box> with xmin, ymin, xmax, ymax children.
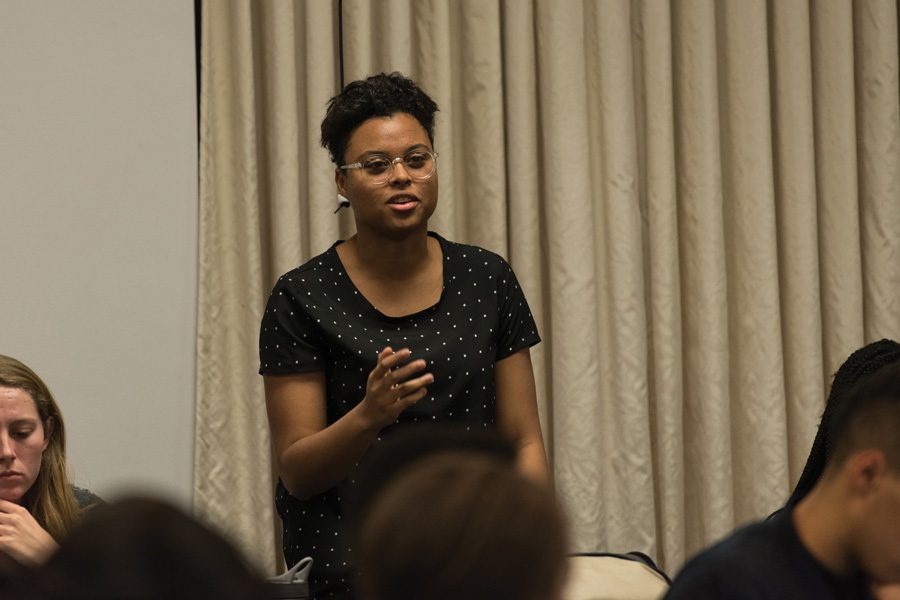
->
<box><xmin>0</xmin><ymin>1</ymin><xmax>197</xmax><ymax>506</ymax></box>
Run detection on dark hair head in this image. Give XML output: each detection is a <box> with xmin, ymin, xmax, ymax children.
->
<box><xmin>786</xmin><ymin>339</ymin><xmax>900</xmax><ymax>507</ymax></box>
<box><xmin>347</xmin><ymin>423</ymin><xmax>517</xmax><ymax>532</ymax></box>
<box><xmin>0</xmin><ymin>552</ymin><xmax>42</xmax><ymax>600</ymax></box>
<box><xmin>355</xmin><ymin>451</ymin><xmax>569</xmax><ymax>600</ymax></box>
<box><xmin>825</xmin><ymin>360</ymin><xmax>900</xmax><ymax>470</ymax></box>
<box><xmin>38</xmin><ymin>497</ymin><xmax>268</xmax><ymax>600</ymax></box>
<box><xmin>320</xmin><ymin>72</ymin><xmax>439</xmax><ymax>165</ymax></box>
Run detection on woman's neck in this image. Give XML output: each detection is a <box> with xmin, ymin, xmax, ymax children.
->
<box><xmin>344</xmin><ymin>230</ymin><xmax>433</xmax><ymax>281</ymax></box>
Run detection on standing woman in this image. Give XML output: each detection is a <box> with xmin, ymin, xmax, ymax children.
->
<box><xmin>0</xmin><ymin>355</ymin><xmax>81</xmax><ymax>566</ymax></box>
<box><xmin>260</xmin><ymin>72</ymin><xmax>548</xmax><ymax>598</ymax></box>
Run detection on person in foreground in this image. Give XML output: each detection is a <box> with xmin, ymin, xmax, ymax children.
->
<box><xmin>260</xmin><ymin>72</ymin><xmax>547</xmax><ymax>597</ymax></box>
<box><xmin>786</xmin><ymin>339</ymin><xmax>900</xmax><ymax>509</ymax></box>
<box><xmin>780</xmin><ymin>340</ymin><xmax>900</xmax><ymax>600</ymax></box>
<box><xmin>0</xmin><ymin>355</ymin><xmax>82</xmax><ymax>566</ymax></box>
<box><xmin>33</xmin><ymin>496</ymin><xmax>269</xmax><ymax>600</ymax></box>
<box><xmin>664</xmin><ymin>360</ymin><xmax>900</xmax><ymax>600</ymax></box>
<box><xmin>354</xmin><ymin>451</ymin><xmax>569</xmax><ymax>600</ymax></box>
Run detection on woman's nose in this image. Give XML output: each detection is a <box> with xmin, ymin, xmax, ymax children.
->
<box><xmin>0</xmin><ymin>434</ymin><xmax>14</xmax><ymax>462</ymax></box>
<box><xmin>389</xmin><ymin>157</ymin><xmax>412</xmax><ymax>183</ymax></box>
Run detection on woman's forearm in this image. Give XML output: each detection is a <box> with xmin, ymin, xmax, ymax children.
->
<box><xmin>269</xmin><ymin>347</ymin><xmax>432</xmax><ymax>499</ymax></box>
<box><xmin>516</xmin><ymin>436</ymin><xmax>551</xmax><ymax>483</ymax></box>
<box><xmin>496</xmin><ymin>349</ymin><xmax>550</xmax><ymax>484</ymax></box>
<box><xmin>277</xmin><ymin>403</ymin><xmax>381</xmax><ymax>499</ymax></box>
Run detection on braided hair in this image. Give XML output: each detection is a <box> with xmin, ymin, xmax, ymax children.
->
<box><xmin>785</xmin><ymin>338</ymin><xmax>900</xmax><ymax>507</ymax></box>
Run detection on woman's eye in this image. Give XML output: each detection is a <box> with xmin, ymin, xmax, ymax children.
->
<box><xmin>406</xmin><ymin>156</ymin><xmax>427</xmax><ymax>168</ymax></box>
<box><xmin>363</xmin><ymin>158</ymin><xmax>391</xmax><ymax>174</ymax></box>
<box><xmin>11</xmin><ymin>430</ymin><xmax>34</xmax><ymax>440</ymax></box>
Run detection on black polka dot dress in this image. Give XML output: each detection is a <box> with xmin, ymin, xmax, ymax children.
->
<box><xmin>259</xmin><ymin>232</ymin><xmax>540</xmax><ymax>598</ymax></box>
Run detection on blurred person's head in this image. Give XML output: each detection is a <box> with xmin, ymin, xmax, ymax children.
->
<box><xmin>0</xmin><ymin>355</ymin><xmax>78</xmax><ymax>539</ymax></box>
<box><xmin>0</xmin><ymin>552</ymin><xmax>44</xmax><ymax>600</ymax></box>
<box><xmin>800</xmin><ymin>360</ymin><xmax>900</xmax><ymax>586</ymax></box>
<box><xmin>355</xmin><ymin>451</ymin><xmax>569</xmax><ymax>600</ymax></box>
<box><xmin>349</xmin><ymin>423</ymin><xmax>517</xmax><ymax>530</ymax></box>
<box><xmin>38</xmin><ymin>496</ymin><xmax>268</xmax><ymax>600</ymax></box>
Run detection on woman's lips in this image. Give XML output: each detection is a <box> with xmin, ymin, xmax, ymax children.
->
<box><xmin>387</xmin><ymin>195</ymin><xmax>420</xmax><ymax>211</ymax></box>
<box><xmin>0</xmin><ymin>471</ymin><xmax>23</xmax><ymax>479</ymax></box>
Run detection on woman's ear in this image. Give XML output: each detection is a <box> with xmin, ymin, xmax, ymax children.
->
<box><xmin>336</xmin><ymin>168</ymin><xmax>349</xmax><ymax>197</ymax></box>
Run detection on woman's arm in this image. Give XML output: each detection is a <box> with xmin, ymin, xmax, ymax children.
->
<box><xmin>0</xmin><ymin>500</ymin><xmax>58</xmax><ymax>565</ymax></box>
<box><xmin>265</xmin><ymin>347</ymin><xmax>433</xmax><ymax>499</ymax></box>
<box><xmin>495</xmin><ymin>348</ymin><xmax>550</xmax><ymax>482</ymax></box>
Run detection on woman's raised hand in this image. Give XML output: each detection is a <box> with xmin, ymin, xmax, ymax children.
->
<box><xmin>0</xmin><ymin>499</ymin><xmax>58</xmax><ymax>565</ymax></box>
<box><xmin>361</xmin><ymin>347</ymin><xmax>433</xmax><ymax>430</ymax></box>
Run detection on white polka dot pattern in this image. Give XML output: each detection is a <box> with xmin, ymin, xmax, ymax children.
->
<box><xmin>258</xmin><ymin>232</ymin><xmax>540</xmax><ymax>595</ymax></box>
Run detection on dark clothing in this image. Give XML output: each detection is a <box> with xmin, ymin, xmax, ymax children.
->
<box><xmin>72</xmin><ymin>485</ymin><xmax>102</xmax><ymax>509</ymax></box>
<box><xmin>664</xmin><ymin>509</ymin><xmax>872</xmax><ymax>600</ymax></box>
<box><xmin>259</xmin><ymin>232</ymin><xmax>540</xmax><ymax>599</ymax></box>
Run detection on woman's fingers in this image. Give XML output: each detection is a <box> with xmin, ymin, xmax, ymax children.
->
<box><xmin>391</xmin><ymin>372</ymin><xmax>433</xmax><ymax>401</ymax></box>
<box><xmin>399</xmin><ymin>382</ymin><xmax>430</xmax><ymax>407</ymax></box>
<box><xmin>364</xmin><ymin>347</ymin><xmax>432</xmax><ymax>423</ymax></box>
<box><xmin>368</xmin><ymin>347</ymin><xmax>398</xmax><ymax>380</ymax></box>
<box><xmin>388</xmin><ymin>358</ymin><xmax>427</xmax><ymax>386</ymax></box>
<box><xmin>369</xmin><ymin>347</ymin><xmax>417</xmax><ymax>380</ymax></box>
<box><xmin>0</xmin><ymin>499</ymin><xmax>57</xmax><ymax>565</ymax></box>
<box><xmin>369</xmin><ymin>347</ymin><xmax>428</xmax><ymax>394</ymax></box>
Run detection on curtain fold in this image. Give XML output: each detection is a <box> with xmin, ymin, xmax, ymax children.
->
<box><xmin>196</xmin><ymin>0</ymin><xmax>278</xmax><ymax>572</ymax></box>
<box><xmin>769</xmin><ymin>0</ymin><xmax>825</xmax><ymax>491</ymax></box>
<box><xmin>855</xmin><ymin>0</ymin><xmax>900</xmax><ymax>341</ymax></box>
<box><xmin>197</xmin><ymin>0</ymin><xmax>900</xmax><ymax>575</ymax></box>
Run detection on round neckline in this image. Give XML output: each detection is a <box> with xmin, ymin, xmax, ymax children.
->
<box><xmin>330</xmin><ymin>231</ymin><xmax>448</xmax><ymax>321</ymax></box>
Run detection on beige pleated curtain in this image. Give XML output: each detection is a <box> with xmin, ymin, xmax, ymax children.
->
<box><xmin>196</xmin><ymin>0</ymin><xmax>900</xmax><ymax>576</ymax></box>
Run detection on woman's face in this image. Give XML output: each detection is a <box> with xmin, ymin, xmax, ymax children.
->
<box><xmin>0</xmin><ymin>386</ymin><xmax>49</xmax><ymax>504</ymax></box>
<box><xmin>336</xmin><ymin>112</ymin><xmax>438</xmax><ymax>238</ymax></box>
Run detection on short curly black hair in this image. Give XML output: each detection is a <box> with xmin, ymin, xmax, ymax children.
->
<box><xmin>320</xmin><ymin>72</ymin><xmax>439</xmax><ymax>166</ymax></box>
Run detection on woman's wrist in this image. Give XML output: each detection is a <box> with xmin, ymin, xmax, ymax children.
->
<box><xmin>353</xmin><ymin>397</ymin><xmax>390</xmax><ymax>434</ymax></box>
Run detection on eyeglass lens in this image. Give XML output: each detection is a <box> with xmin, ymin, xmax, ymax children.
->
<box><xmin>362</xmin><ymin>151</ymin><xmax>436</xmax><ymax>183</ymax></box>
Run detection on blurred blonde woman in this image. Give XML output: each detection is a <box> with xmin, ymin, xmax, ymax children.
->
<box><xmin>0</xmin><ymin>354</ymin><xmax>84</xmax><ymax>565</ymax></box>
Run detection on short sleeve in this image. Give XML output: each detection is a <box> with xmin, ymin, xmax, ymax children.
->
<box><xmin>259</xmin><ymin>274</ymin><xmax>328</xmax><ymax>374</ymax></box>
<box><xmin>495</xmin><ymin>259</ymin><xmax>540</xmax><ymax>360</ymax></box>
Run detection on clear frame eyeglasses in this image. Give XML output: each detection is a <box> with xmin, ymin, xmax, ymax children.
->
<box><xmin>339</xmin><ymin>149</ymin><xmax>438</xmax><ymax>186</ymax></box>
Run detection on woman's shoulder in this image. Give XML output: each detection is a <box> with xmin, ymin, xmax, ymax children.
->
<box><xmin>71</xmin><ymin>485</ymin><xmax>103</xmax><ymax>510</ymax></box>
<box><xmin>270</xmin><ymin>242</ymin><xmax>344</xmax><ymax>292</ymax></box>
<box><xmin>432</xmin><ymin>232</ymin><xmax>511</xmax><ymax>272</ymax></box>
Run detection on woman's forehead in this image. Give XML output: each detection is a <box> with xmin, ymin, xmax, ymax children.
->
<box><xmin>346</xmin><ymin>113</ymin><xmax>430</xmax><ymax>156</ymax></box>
<box><xmin>0</xmin><ymin>386</ymin><xmax>40</xmax><ymax>419</ymax></box>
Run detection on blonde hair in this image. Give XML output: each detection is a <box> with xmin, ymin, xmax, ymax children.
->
<box><xmin>0</xmin><ymin>355</ymin><xmax>79</xmax><ymax>539</ymax></box>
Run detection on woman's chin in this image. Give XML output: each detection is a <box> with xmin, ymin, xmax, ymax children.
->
<box><xmin>0</xmin><ymin>487</ymin><xmax>26</xmax><ymax>504</ymax></box>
